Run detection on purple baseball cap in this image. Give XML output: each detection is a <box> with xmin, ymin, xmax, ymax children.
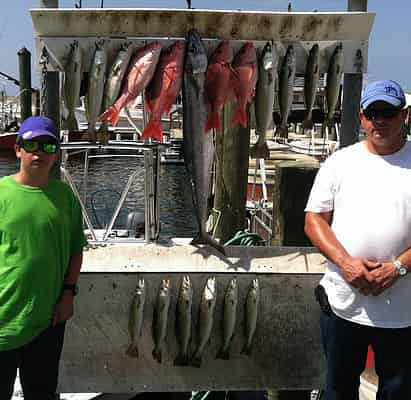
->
<box><xmin>360</xmin><ymin>80</ymin><xmax>406</xmax><ymax>110</ymax></box>
<box><xmin>17</xmin><ymin>116</ymin><xmax>59</xmax><ymax>143</ymax></box>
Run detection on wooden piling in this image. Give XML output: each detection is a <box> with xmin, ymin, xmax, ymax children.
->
<box><xmin>213</xmin><ymin>98</ymin><xmax>251</xmax><ymax>244</ymax></box>
<box><xmin>18</xmin><ymin>47</ymin><xmax>32</xmax><ymax>122</ymax></box>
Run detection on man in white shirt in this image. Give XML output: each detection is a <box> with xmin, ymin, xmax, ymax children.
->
<box><xmin>305</xmin><ymin>80</ymin><xmax>411</xmax><ymax>400</ymax></box>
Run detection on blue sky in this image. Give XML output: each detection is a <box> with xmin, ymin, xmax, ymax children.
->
<box><xmin>1</xmin><ymin>1</ymin><xmax>410</xmax><ymax>95</ymax></box>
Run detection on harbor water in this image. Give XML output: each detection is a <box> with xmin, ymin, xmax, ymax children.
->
<box><xmin>0</xmin><ymin>150</ymin><xmax>197</xmax><ymax>239</ymax></box>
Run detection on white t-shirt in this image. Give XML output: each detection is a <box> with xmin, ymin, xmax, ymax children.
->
<box><xmin>306</xmin><ymin>140</ymin><xmax>411</xmax><ymax>328</ymax></box>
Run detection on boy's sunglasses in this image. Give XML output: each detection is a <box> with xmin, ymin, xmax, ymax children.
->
<box><xmin>363</xmin><ymin>108</ymin><xmax>401</xmax><ymax>121</ymax></box>
<box><xmin>20</xmin><ymin>140</ymin><xmax>58</xmax><ymax>154</ymax></box>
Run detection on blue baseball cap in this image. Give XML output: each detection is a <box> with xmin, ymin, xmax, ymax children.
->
<box><xmin>360</xmin><ymin>80</ymin><xmax>406</xmax><ymax>110</ymax></box>
<box><xmin>17</xmin><ymin>116</ymin><xmax>59</xmax><ymax>143</ymax></box>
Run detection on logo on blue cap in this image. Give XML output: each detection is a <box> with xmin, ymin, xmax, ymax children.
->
<box><xmin>361</xmin><ymin>80</ymin><xmax>406</xmax><ymax>110</ymax></box>
<box><xmin>17</xmin><ymin>116</ymin><xmax>59</xmax><ymax>143</ymax></box>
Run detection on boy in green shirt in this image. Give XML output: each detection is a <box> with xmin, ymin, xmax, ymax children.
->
<box><xmin>0</xmin><ymin>116</ymin><xmax>88</xmax><ymax>399</ymax></box>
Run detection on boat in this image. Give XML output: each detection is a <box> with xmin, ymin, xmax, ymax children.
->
<box><xmin>0</xmin><ymin>132</ymin><xmax>17</xmax><ymax>151</ymax></box>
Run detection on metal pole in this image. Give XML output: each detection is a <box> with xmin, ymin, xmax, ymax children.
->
<box><xmin>340</xmin><ymin>0</ymin><xmax>367</xmax><ymax>148</ymax></box>
<box><xmin>39</xmin><ymin>0</ymin><xmax>58</xmax><ymax>7</ymax></box>
<box><xmin>18</xmin><ymin>47</ymin><xmax>32</xmax><ymax>122</ymax></box>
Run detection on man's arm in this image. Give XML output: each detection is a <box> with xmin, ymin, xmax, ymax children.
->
<box><xmin>305</xmin><ymin>211</ymin><xmax>379</xmax><ymax>295</ymax></box>
<box><xmin>52</xmin><ymin>252</ymin><xmax>83</xmax><ymax>326</ymax></box>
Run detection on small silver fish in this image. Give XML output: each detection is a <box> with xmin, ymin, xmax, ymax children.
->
<box><xmin>152</xmin><ymin>279</ymin><xmax>171</xmax><ymax>364</ymax></box>
<box><xmin>277</xmin><ymin>45</ymin><xmax>296</xmax><ymax>139</ymax></box>
<box><xmin>85</xmin><ymin>40</ymin><xmax>107</xmax><ymax>142</ymax></box>
<box><xmin>126</xmin><ymin>278</ymin><xmax>145</xmax><ymax>358</ymax></box>
<box><xmin>251</xmin><ymin>42</ymin><xmax>277</xmax><ymax>160</ymax></box>
<box><xmin>242</xmin><ymin>278</ymin><xmax>260</xmax><ymax>356</ymax></box>
<box><xmin>216</xmin><ymin>278</ymin><xmax>238</xmax><ymax>360</ymax></box>
<box><xmin>192</xmin><ymin>277</ymin><xmax>217</xmax><ymax>367</ymax></box>
<box><xmin>62</xmin><ymin>40</ymin><xmax>82</xmax><ymax>131</ymax></box>
<box><xmin>174</xmin><ymin>275</ymin><xmax>193</xmax><ymax>366</ymax></box>
<box><xmin>324</xmin><ymin>43</ymin><xmax>343</xmax><ymax>127</ymax></box>
<box><xmin>303</xmin><ymin>44</ymin><xmax>320</xmax><ymax>130</ymax></box>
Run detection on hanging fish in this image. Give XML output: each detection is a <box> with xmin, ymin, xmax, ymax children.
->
<box><xmin>324</xmin><ymin>43</ymin><xmax>343</xmax><ymax>127</ymax></box>
<box><xmin>276</xmin><ymin>45</ymin><xmax>296</xmax><ymax>139</ymax></box>
<box><xmin>85</xmin><ymin>40</ymin><xmax>107</xmax><ymax>142</ymax></box>
<box><xmin>141</xmin><ymin>41</ymin><xmax>186</xmax><ymax>142</ymax></box>
<box><xmin>303</xmin><ymin>43</ymin><xmax>321</xmax><ymax>130</ymax></box>
<box><xmin>230</xmin><ymin>42</ymin><xmax>258</xmax><ymax>129</ymax></box>
<box><xmin>99</xmin><ymin>42</ymin><xmax>162</xmax><ymax>127</ymax></box>
<box><xmin>216</xmin><ymin>278</ymin><xmax>238</xmax><ymax>360</ymax></box>
<box><xmin>192</xmin><ymin>277</ymin><xmax>217</xmax><ymax>368</ymax></box>
<box><xmin>250</xmin><ymin>42</ymin><xmax>276</xmax><ymax>159</ymax></box>
<box><xmin>152</xmin><ymin>279</ymin><xmax>171</xmax><ymax>364</ymax></box>
<box><xmin>126</xmin><ymin>278</ymin><xmax>145</xmax><ymax>358</ymax></box>
<box><xmin>204</xmin><ymin>40</ymin><xmax>234</xmax><ymax>133</ymax></box>
<box><xmin>99</xmin><ymin>42</ymin><xmax>133</xmax><ymax>143</ymax></box>
<box><xmin>241</xmin><ymin>278</ymin><xmax>260</xmax><ymax>356</ymax></box>
<box><xmin>174</xmin><ymin>275</ymin><xmax>193</xmax><ymax>366</ymax></box>
<box><xmin>62</xmin><ymin>40</ymin><xmax>82</xmax><ymax>131</ymax></box>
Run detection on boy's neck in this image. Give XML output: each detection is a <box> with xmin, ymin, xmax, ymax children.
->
<box><xmin>14</xmin><ymin>171</ymin><xmax>51</xmax><ymax>188</ymax></box>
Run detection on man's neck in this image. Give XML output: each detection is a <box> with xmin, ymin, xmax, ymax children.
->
<box><xmin>14</xmin><ymin>171</ymin><xmax>51</xmax><ymax>188</ymax></box>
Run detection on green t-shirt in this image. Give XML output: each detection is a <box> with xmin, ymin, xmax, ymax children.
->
<box><xmin>0</xmin><ymin>175</ymin><xmax>88</xmax><ymax>350</ymax></box>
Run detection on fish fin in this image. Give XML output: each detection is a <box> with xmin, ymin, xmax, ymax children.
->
<box><xmin>174</xmin><ymin>354</ymin><xmax>189</xmax><ymax>367</ymax></box>
<box><xmin>250</xmin><ymin>141</ymin><xmax>270</xmax><ymax>159</ymax></box>
<box><xmin>216</xmin><ymin>349</ymin><xmax>230</xmax><ymax>360</ymax></box>
<box><xmin>152</xmin><ymin>347</ymin><xmax>162</xmax><ymax>364</ymax></box>
<box><xmin>141</xmin><ymin>120</ymin><xmax>163</xmax><ymax>142</ymax></box>
<box><xmin>126</xmin><ymin>344</ymin><xmax>139</xmax><ymax>358</ymax></box>
<box><xmin>191</xmin><ymin>355</ymin><xmax>202</xmax><ymax>368</ymax></box>
<box><xmin>190</xmin><ymin>234</ymin><xmax>226</xmax><ymax>255</ymax></box>
<box><xmin>303</xmin><ymin>118</ymin><xmax>314</xmax><ymax>130</ymax></box>
<box><xmin>230</xmin><ymin>107</ymin><xmax>247</xmax><ymax>128</ymax></box>
<box><xmin>205</xmin><ymin>110</ymin><xmax>221</xmax><ymax>133</ymax></box>
<box><xmin>99</xmin><ymin>106</ymin><xmax>120</xmax><ymax>126</ymax></box>
<box><xmin>241</xmin><ymin>344</ymin><xmax>252</xmax><ymax>356</ymax></box>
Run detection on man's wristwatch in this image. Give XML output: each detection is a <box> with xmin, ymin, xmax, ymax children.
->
<box><xmin>62</xmin><ymin>283</ymin><xmax>79</xmax><ymax>296</ymax></box>
<box><xmin>393</xmin><ymin>259</ymin><xmax>408</xmax><ymax>277</ymax></box>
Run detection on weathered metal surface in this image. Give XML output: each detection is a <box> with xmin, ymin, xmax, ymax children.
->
<box><xmin>58</xmin><ymin>244</ymin><xmax>326</xmax><ymax>393</ymax></box>
<box><xmin>30</xmin><ymin>9</ymin><xmax>374</xmax><ymax>42</ymax></box>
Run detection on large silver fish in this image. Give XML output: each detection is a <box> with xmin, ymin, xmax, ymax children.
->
<box><xmin>216</xmin><ymin>278</ymin><xmax>238</xmax><ymax>360</ymax></box>
<box><xmin>126</xmin><ymin>278</ymin><xmax>145</xmax><ymax>358</ymax></box>
<box><xmin>152</xmin><ymin>279</ymin><xmax>171</xmax><ymax>364</ymax></box>
<box><xmin>277</xmin><ymin>45</ymin><xmax>296</xmax><ymax>139</ymax></box>
<box><xmin>192</xmin><ymin>277</ymin><xmax>217</xmax><ymax>367</ymax></box>
<box><xmin>85</xmin><ymin>41</ymin><xmax>107</xmax><ymax>142</ymax></box>
<box><xmin>251</xmin><ymin>42</ymin><xmax>276</xmax><ymax>159</ymax></box>
<box><xmin>325</xmin><ymin>43</ymin><xmax>343</xmax><ymax>127</ymax></box>
<box><xmin>99</xmin><ymin>43</ymin><xmax>132</xmax><ymax>144</ymax></box>
<box><xmin>303</xmin><ymin>44</ymin><xmax>321</xmax><ymax>130</ymax></box>
<box><xmin>241</xmin><ymin>278</ymin><xmax>260</xmax><ymax>356</ymax></box>
<box><xmin>174</xmin><ymin>275</ymin><xmax>193</xmax><ymax>366</ymax></box>
<box><xmin>182</xmin><ymin>29</ymin><xmax>225</xmax><ymax>255</ymax></box>
<box><xmin>62</xmin><ymin>40</ymin><xmax>82</xmax><ymax>131</ymax></box>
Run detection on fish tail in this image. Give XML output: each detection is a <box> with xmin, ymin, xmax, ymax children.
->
<box><xmin>230</xmin><ymin>107</ymin><xmax>247</xmax><ymax>128</ymax></box>
<box><xmin>205</xmin><ymin>111</ymin><xmax>221</xmax><ymax>133</ymax></box>
<box><xmin>126</xmin><ymin>344</ymin><xmax>139</xmax><ymax>358</ymax></box>
<box><xmin>190</xmin><ymin>354</ymin><xmax>202</xmax><ymax>368</ymax></box>
<box><xmin>216</xmin><ymin>348</ymin><xmax>230</xmax><ymax>360</ymax></box>
<box><xmin>275</xmin><ymin>124</ymin><xmax>289</xmax><ymax>139</ymax></box>
<box><xmin>141</xmin><ymin>119</ymin><xmax>163</xmax><ymax>142</ymax></box>
<box><xmin>191</xmin><ymin>234</ymin><xmax>226</xmax><ymax>255</ymax></box>
<box><xmin>174</xmin><ymin>353</ymin><xmax>189</xmax><ymax>367</ymax></box>
<box><xmin>250</xmin><ymin>141</ymin><xmax>270</xmax><ymax>160</ymax></box>
<box><xmin>303</xmin><ymin>118</ymin><xmax>314</xmax><ymax>130</ymax></box>
<box><xmin>241</xmin><ymin>343</ymin><xmax>252</xmax><ymax>356</ymax></box>
<box><xmin>99</xmin><ymin>105</ymin><xmax>121</xmax><ymax>126</ymax></box>
<box><xmin>152</xmin><ymin>347</ymin><xmax>162</xmax><ymax>364</ymax></box>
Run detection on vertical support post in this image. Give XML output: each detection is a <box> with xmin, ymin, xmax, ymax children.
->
<box><xmin>340</xmin><ymin>0</ymin><xmax>367</xmax><ymax>148</ymax></box>
<box><xmin>18</xmin><ymin>47</ymin><xmax>32</xmax><ymax>122</ymax></box>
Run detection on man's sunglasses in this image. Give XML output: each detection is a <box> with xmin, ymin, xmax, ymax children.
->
<box><xmin>20</xmin><ymin>140</ymin><xmax>58</xmax><ymax>154</ymax></box>
<box><xmin>363</xmin><ymin>108</ymin><xmax>401</xmax><ymax>121</ymax></box>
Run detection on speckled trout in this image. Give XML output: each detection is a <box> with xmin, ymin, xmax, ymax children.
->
<box><xmin>126</xmin><ymin>278</ymin><xmax>145</xmax><ymax>358</ymax></box>
<box><xmin>242</xmin><ymin>278</ymin><xmax>260</xmax><ymax>356</ymax></box>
